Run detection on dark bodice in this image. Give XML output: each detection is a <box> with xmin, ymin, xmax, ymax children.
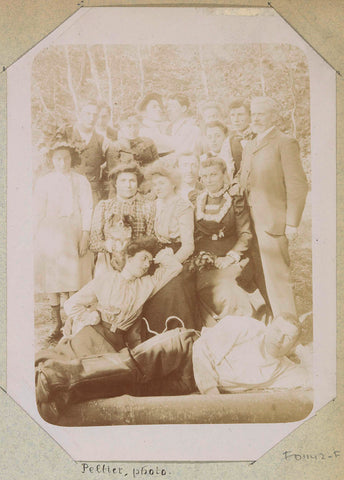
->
<box><xmin>194</xmin><ymin>188</ymin><xmax>252</xmax><ymax>257</ymax></box>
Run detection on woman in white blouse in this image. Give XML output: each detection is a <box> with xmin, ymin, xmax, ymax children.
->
<box><xmin>141</xmin><ymin>161</ymin><xmax>200</xmax><ymax>332</ymax></box>
<box><xmin>34</xmin><ymin>142</ymin><xmax>94</xmax><ymax>343</ymax></box>
<box><xmin>50</xmin><ymin>237</ymin><xmax>182</xmax><ymax>355</ymax></box>
<box><xmin>147</xmin><ymin>161</ymin><xmax>194</xmax><ymax>262</ymax></box>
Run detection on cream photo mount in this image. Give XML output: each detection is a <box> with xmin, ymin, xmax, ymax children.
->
<box><xmin>6</xmin><ymin>6</ymin><xmax>336</xmax><ymax>461</ymax></box>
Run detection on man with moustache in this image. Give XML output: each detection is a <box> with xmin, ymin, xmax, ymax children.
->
<box><xmin>240</xmin><ymin>96</ymin><xmax>308</xmax><ymax>318</ymax></box>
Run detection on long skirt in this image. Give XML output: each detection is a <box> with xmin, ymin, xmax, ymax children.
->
<box><xmin>196</xmin><ymin>262</ymin><xmax>266</xmax><ymax>325</ymax></box>
<box><xmin>35</xmin><ymin>215</ymin><xmax>93</xmax><ymax>293</ymax></box>
<box><xmin>141</xmin><ymin>266</ymin><xmax>202</xmax><ymax>334</ymax></box>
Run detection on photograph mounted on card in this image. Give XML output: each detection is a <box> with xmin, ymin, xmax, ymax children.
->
<box><xmin>6</xmin><ymin>6</ymin><xmax>335</xmax><ymax>461</ymax></box>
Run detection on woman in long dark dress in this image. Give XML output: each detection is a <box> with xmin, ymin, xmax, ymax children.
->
<box><xmin>194</xmin><ymin>156</ymin><xmax>266</xmax><ymax>325</ymax></box>
<box><xmin>141</xmin><ymin>161</ymin><xmax>201</xmax><ymax>332</ymax></box>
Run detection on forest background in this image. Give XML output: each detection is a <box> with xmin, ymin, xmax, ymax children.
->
<box><xmin>31</xmin><ymin>43</ymin><xmax>311</xmax><ymax>179</ymax></box>
<box><xmin>32</xmin><ymin>42</ymin><xmax>312</xmax><ymax>348</ymax></box>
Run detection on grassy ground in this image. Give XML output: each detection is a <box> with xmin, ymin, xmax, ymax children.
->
<box><xmin>289</xmin><ymin>195</ymin><xmax>312</xmax><ymax>345</ymax></box>
<box><xmin>35</xmin><ymin>195</ymin><xmax>313</xmax><ymax>350</ymax></box>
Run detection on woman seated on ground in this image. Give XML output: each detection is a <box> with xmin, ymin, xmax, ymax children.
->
<box><xmin>39</xmin><ymin>237</ymin><xmax>182</xmax><ymax>359</ymax></box>
<box><xmin>194</xmin><ymin>156</ymin><xmax>266</xmax><ymax>325</ymax></box>
<box><xmin>89</xmin><ymin>161</ymin><xmax>155</xmax><ymax>276</ymax></box>
<box><xmin>141</xmin><ymin>161</ymin><xmax>201</xmax><ymax>332</ymax></box>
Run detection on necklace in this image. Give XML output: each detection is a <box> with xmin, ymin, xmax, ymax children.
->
<box><xmin>196</xmin><ymin>187</ymin><xmax>232</xmax><ymax>222</ymax></box>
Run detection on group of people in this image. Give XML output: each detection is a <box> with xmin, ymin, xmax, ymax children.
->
<box><xmin>34</xmin><ymin>92</ymin><xmax>310</xmax><ymax>424</ymax></box>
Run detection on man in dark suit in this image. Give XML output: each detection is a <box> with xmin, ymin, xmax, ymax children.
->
<box><xmin>240</xmin><ymin>96</ymin><xmax>308</xmax><ymax>317</ymax></box>
<box><xmin>66</xmin><ymin>99</ymin><xmax>116</xmax><ymax>205</ymax></box>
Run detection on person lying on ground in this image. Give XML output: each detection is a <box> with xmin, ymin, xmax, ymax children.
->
<box><xmin>35</xmin><ymin>312</ymin><xmax>310</xmax><ymax>423</ymax></box>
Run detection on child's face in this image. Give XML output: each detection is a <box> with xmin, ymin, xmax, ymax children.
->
<box><xmin>52</xmin><ymin>148</ymin><xmax>72</xmax><ymax>174</ymax></box>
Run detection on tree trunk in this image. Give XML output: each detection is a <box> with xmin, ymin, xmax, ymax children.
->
<box><xmin>283</xmin><ymin>45</ymin><xmax>297</xmax><ymax>138</ymax></box>
<box><xmin>86</xmin><ymin>45</ymin><xmax>102</xmax><ymax>99</ymax></box>
<box><xmin>288</xmin><ymin>66</ymin><xmax>297</xmax><ymax>138</ymax></box>
<box><xmin>198</xmin><ymin>45</ymin><xmax>209</xmax><ymax>97</ymax></box>
<box><xmin>64</xmin><ymin>45</ymin><xmax>79</xmax><ymax>112</ymax></box>
<box><xmin>38</xmin><ymin>88</ymin><xmax>53</xmax><ymax>117</ymax></box>
<box><xmin>137</xmin><ymin>45</ymin><xmax>145</xmax><ymax>97</ymax></box>
<box><xmin>259</xmin><ymin>45</ymin><xmax>266</xmax><ymax>96</ymax></box>
<box><xmin>103</xmin><ymin>45</ymin><xmax>114</xmax><ymax>123</ymax></box>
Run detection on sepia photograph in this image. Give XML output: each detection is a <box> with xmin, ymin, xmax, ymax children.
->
<box><xmin>5</xmin><ymin>6</ymin><xmax>336</xmax><ymax>462</ymax></box>
<box><xmin>32</xmin><ymin>41</ymin><xmax>313</xmax><ymax>426</ymax></box>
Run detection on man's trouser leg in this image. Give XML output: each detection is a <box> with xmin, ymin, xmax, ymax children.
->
<box><xmin>254</xmin><ymin>227</ymin><xmax>297</xmax><ymax>317</ymax></box>
<box><xmin>131</xmin><ymin>328</ymin><xmax>198</xmax><ymax>396</ymax></box>
<box><xmin>36</xmin><ymin>328</ymin><xmax>198</xmax><ymax>423</ymax></box>
<box><xmin>36</xmin><ymin>347</ymin><xmax>140</xmax><ymax>424</ymax></box>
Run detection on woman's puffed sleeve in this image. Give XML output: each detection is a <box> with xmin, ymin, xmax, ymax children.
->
<box><xmin>174</xmin><ymin>199</ymin><xmax>195</xmax><ymax>263</ymax></box>
<box><xmin>89</xmin><ymin>200</ymin><xmax>108</xmax><ymax>253</ymax></box>
<box><xmin>64</xmin><ymin>278</ymin><xmax>99</xmax><ymax>324</ymax></box>
<box><xmin>149</xmin><ymin>249</ymin><xmax>183</xmax><ymax>297</ymax></box>
<box><xmin>78</xmin><ymin>175</ymin><xmax>93</xmax><ymax>231</ymax></box>
<box><xmin>231</xmin><ymin>194</ymin><xmax>252</xmax><ymax>256</ymax></box>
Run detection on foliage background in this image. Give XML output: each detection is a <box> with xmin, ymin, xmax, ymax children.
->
<box><xmin>32</xmin><ymin>43</ymin><xmax>312</xmax><ymax>347</ymax></box>
<box><xmin>31</xmin><ymin>43</ymin><xmax>310</xmax><ymax>178</ymax></box>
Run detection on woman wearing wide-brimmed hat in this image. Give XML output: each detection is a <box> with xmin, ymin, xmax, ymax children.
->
<box><xmin>34</xmin><ymin>136</ymin><xmax>94</xmax><ymax>343</ymax></box>
<box><xmin>89</xmin><ymin>161</ymin><xmax>155</xmax><ymax>276</ymax></box>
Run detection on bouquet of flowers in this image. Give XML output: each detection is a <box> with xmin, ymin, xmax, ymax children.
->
<box><xmin>188</xmin><ymin>251</ymin><xmax>217</xmax><ymax>272</ymax></box>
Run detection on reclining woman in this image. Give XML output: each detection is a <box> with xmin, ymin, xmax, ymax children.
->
<box><xmin>194</xmin><ymin>156</ymin><xmax>266</xmax><ymax>325</ymax></box>
<box><xmin>89</xmin><ymin>161</ymin><xmax>155</xmax><ymax>276</ymax></box>
<box><xmin>141</xmin><ymin>161</ymin><xmax>201</xmax><ymax>332</ymax></box>
<box><xmin>37</xmin><ymin>237</ymin><xmax>182</xmax><ymax>362</ymax></box>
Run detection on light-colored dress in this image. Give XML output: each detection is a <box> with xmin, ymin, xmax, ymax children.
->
<box><xmin>34</xmin><ymin>171</ymin><xmax>93</xmax><ymax>293</ymax></box>
<box><xmin>142</xmin><ymin>195</ymin><xmax>199</xmax><ymax>332</ymax></box>
<box><xmin>154</xmin><ymin>195</ymin><xmax>194</xmax><ymax>263</ymax></box>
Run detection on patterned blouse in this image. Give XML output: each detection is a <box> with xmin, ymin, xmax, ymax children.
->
<box><xmin>89</xmin><ymin>194</ymin><xmax>155</xmax><ymax>253</ymax></box>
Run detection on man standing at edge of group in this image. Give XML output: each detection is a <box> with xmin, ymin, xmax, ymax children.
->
<box><xmin>240</xmin><ymin>96</ymin><xmax>308</xmax><ymax>318</ymax></box>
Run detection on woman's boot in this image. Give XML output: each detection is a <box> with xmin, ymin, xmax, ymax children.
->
<box><xmin>47</xmin><ymin>305</ymin><xmax>63</xmax><ymax>344</ymax></box>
